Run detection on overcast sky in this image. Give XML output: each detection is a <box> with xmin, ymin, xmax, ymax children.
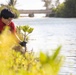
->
<box><xmin>0</xmin><ymin>0</ymin><xmax>64</xmax><ymax>10</ymax></box>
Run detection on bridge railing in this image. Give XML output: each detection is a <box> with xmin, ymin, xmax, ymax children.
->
<box><xmin>18</xmin><ymin>9</ymin><xmax>52</xmax><ymax>14</ymax></box>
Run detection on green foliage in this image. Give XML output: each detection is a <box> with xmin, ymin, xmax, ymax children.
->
<box><xmin>16</xmin><ymin>25</ymin><xmax>34</xmax><ymax>41</ymax></box>
<box><xmin>63</xmin><ymin>0</ymin><xmax>76</xmax><ymax>17</ymax></box>
<box><xmin>51</xmin><ymin>46</ymin><xmax>61</xmax><ymax>60</ymax></box>
<box><xmin>19</xmin><ymin>25</ymin><xmax>34</xmax><ymax>33</ymax></box>
<box><xmin>40</xmin><ymin>52</ymin><xmax>48</xmax><ymax>64</ymax></box>
<box><xmin>55</xmin><ymin>3</ymin><xmax>65</xmax><ymax>17</ymax></box>
<box><xmin>8</xmin><ymin>0</ymin><xmax>17</xmax><ymax>6</ymax></box>
<box><xmin>39</xmin><ymin>46</ymin><xmax>63</xmax><ymax>75</ymax></box>
<box><xmin>40</xmin><ymin>46</ymin><xmax>62</xmax><ymax>64</ymax></box>
<box><xmin>0</xmin><ymin>26</ymin><xmax>64</xmax><ymax>75</ymax></box>
<box><xmin>52</xmin><ymin>0</ymin><xmax>76</xmax><ymax>17</ymax></box>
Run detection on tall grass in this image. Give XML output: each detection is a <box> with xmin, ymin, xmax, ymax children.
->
<box><xmin>0</xmin><ymin>26</ymin><xmax>64</xmax><ymax>75</ymax></box>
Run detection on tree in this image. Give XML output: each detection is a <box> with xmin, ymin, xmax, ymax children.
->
<box><xmin>8</xmin><ymin>0</ymin><xmax>17</xmax><ymax>7</ymax></box>
<box><xmin>64</xmin><ymin>0</ymin><xmax>76</xmax><ymax>17</ymax></box>
<box><xmin>55</xmin><ymin>0</ymin><xmax>60</xmax><ymax>7</ymax></box>
<box><xmin>42</xmin><ymin>0</ymin><xmax>52</xmax><ymax>10</ymax></box>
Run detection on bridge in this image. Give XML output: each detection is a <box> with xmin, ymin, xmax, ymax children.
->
<box><xmin>18</xmin><ymin>9</ymin><xmax>52</xmax><ymax>17</ymax></box>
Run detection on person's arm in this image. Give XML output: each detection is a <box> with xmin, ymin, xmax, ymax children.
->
<box><xmin>11</xmin><ymin>22</ymin><xmax>27</xmax><ymax>46</ymax></box>
<box><xmin>9</xmin><ymin>22</ymin><xmax>21</xmax><ymax>42</ymax></box>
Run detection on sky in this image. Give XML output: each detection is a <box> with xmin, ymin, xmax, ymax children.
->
<box><xmin>0</xmin><ymin>0</ymin><xmax>65</xmax><ymax>10</ymax></box>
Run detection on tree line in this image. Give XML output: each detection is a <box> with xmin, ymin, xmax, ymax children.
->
<box><xmin>49</xmin><ymin>0</ymin><xmax>76</xmax><ymax>18</ymax></box>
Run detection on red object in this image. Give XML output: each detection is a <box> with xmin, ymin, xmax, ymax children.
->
<box><xmin>0</xmin><ymin>18</ymin><xmax>16</xmax><ymax>33</ymax></box>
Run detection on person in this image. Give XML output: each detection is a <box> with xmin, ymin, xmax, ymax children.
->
<box><xmin>0</xmin><ymin>8</ymin><xmax>26</xmax><ymax>47</ymax></box>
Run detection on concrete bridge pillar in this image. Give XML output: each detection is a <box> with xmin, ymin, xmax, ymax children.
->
<box><xmin>28</xmin><ymin>13</ymin><xmax>34</xmax><ymax>17</ymax></box>
<box><xmin>46</xmin><ymin>13</ymin><xmax>50</xmax><ymax>17</ymax></box>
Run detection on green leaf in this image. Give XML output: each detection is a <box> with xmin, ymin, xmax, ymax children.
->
<box><xmin>51</xmin><ymin>46</ymin><xmax>62</xmax><ymax>61</ymax></box>
<box><xmin>27</xmin><ymin>28</ymin><xmax>34</xmax><ymax>33</ymax></box>
<box><xmin>39</xmin><ymin>52</ymin><xmax>47</xmax><ymax>64</ymax></box>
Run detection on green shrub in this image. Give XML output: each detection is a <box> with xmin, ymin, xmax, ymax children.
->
<box><xmin>0</xmin><ymin>26</ymin><xmax>64</xmax><ymax>75</ymax></box>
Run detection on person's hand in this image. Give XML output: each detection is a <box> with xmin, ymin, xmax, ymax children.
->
<box><xmin>19</xmin><ymin>41</ymin><xmax>27</xmax><ymax>47</ymax></box>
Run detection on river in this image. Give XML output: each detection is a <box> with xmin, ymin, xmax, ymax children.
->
<box><xmin>13</xmin><ymin>17</ymin><xmax>76</xmax><ymax>75</ymax></box>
